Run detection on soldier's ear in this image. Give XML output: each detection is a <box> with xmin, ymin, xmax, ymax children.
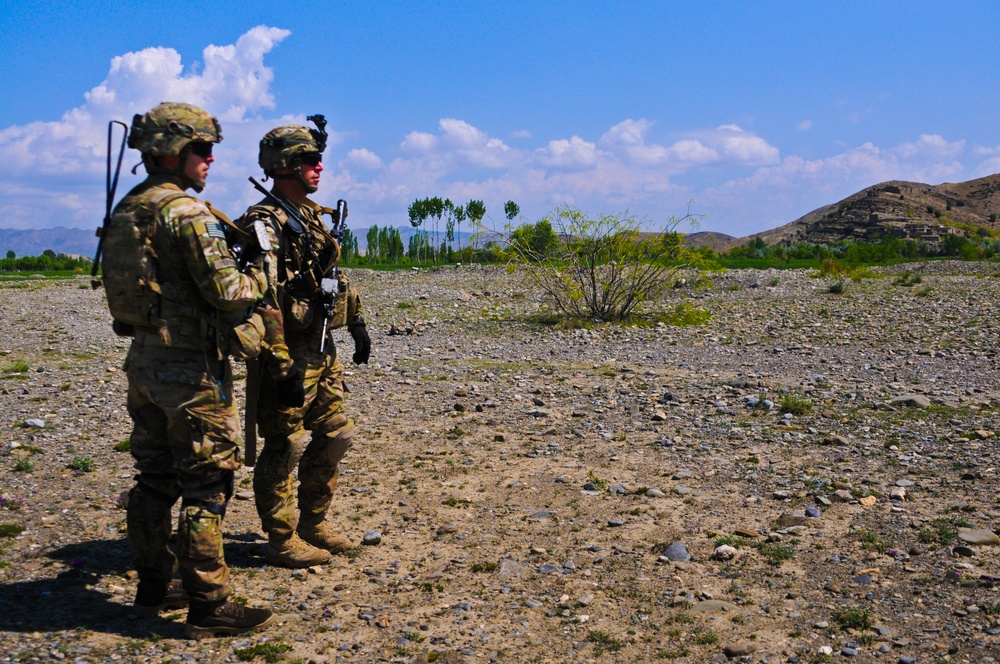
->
<box><xmin>160</xmin><ymin>154</ymin><xmax>181</xmax><ymax>169</ymax></box>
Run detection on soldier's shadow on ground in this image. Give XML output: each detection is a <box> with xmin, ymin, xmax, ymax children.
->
<box><xmin>0</xmin><ymin>532</ymin><xmax>267</xmax><ymax>637</ymax></box>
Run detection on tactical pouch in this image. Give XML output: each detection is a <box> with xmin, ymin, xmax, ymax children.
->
<box><xmin>329</xmin><ymin>273</ymin><xmax>361</xmax><ymax>329</ymax></box>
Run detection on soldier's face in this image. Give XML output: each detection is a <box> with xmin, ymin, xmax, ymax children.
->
<box><xmin>298</xmin><ymin>153</ymin><xmax>323</xmax><ymax>191</ymax></box>
<box><xmin>183</xmin><ymin>143</ymin><xmax>214</xmax><ymax>190</ymax></box>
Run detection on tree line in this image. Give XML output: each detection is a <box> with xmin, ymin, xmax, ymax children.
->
<box><xmin>1</xmin><ymin>249</ymin><xmax>91</xmax><ymax>272</ymax></box>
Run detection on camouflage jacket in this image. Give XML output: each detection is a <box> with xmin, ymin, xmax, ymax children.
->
<box><xmin>240</xmin><ymin>191</ymin><xmax>358</xmax><ymax>370</ymax></box>
<box><xmin>104</xmin><ymin>175</ymin><xmax>266</xmax><ymax>353</ymax></box>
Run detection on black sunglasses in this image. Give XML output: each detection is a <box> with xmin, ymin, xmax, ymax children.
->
<box><xmin>189</xmin><ymin>142</ymin><xmax>213</xmax><ymax>158</ymax></box>
<box><xmin>299</xmin><ymin>153</ymin><xmax>322</xmax><ymax>167</ymax></box>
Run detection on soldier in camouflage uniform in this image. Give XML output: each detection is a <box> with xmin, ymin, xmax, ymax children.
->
<box><xmin>240</xmin><ymin>119</ymin><xmax>370</xmax><ymax>568</ymax></box>
<box><xmin>101</xmin><ymin>102</ymin><xmax>273</xmax><ymax>638</ymax></box>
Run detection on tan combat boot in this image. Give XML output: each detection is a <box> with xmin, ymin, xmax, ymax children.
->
<box><xmin>264</xmin><ymin>533</ymin><xmax>332</xmax><ymax>568</ymax></box>
<box><xmin>298</xmin><ymin>522</ymin><xmax>353</xmax><ymax>554</ymax></box>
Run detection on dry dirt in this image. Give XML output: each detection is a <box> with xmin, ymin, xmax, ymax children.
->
<box><xmin>2</xmin><ymin>263</ymin><xmax>1000</xmax><ymax>664</ymax></box>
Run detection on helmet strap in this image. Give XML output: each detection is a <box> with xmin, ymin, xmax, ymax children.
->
<box><xmin>292</xmin><ymin>158</ymin><xmax>318</xmax><ymax>194</ymax></box>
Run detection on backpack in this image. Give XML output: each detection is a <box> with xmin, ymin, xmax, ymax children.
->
<box><xmin>101</xmin><ymin>186</ymin><xmax>190</xmax><ymax>336</ymax></box>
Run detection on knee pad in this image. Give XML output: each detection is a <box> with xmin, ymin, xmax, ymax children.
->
<box><xmin>321</xmin><ymin>420</ymin><xmax>355</xmax><ymax>465</ymax></box>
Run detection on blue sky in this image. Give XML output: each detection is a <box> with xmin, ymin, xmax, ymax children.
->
<box><xmin>1</xmin><ymin>1</ymin><xmax>998</xmax><ymax>238</ymax></box>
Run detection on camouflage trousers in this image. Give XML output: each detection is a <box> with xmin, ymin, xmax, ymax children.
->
<box><xmin>254</xmin><ymin>349</ymin><xmax>354</xmax><ymax>540</ymax></box>
<box><xmin>124</xmin><ymin>343</ymin><xmax>242</xmax><ymax>605</ymax></box>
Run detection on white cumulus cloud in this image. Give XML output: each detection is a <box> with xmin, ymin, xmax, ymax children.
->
<box><xmin>0</xmin><ymin>26</ymin><xmax>291</xmax><ymax>229</ymax></box>
<box><xmin>342</xmin><ymin>148</ymin><xmax>384</xmax><ymax>170</ymax></box>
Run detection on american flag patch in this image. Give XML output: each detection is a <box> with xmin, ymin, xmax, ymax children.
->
<box><xmin>206</xmin><ymin>221</ymin><xmax>227</xmax><ymax>240</ymax></box>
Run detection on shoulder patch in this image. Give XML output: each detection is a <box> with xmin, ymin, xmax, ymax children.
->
<box><xmin>206</xmin><ymin>220</ymin><xmax>227</xmax><ymax>240</ymax></box>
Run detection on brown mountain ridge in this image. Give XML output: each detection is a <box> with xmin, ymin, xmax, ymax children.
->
<box><xmin>698</xmin><ymin>173</ymin><xmax>1000</xmax><ymax>252</ymax></box>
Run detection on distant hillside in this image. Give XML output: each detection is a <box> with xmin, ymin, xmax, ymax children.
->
<box><xmin>726</xmin><ymin>173</ymin><xmax>1000</xmax><ymax>250</ymax></box>
<box><xmin>0</xmin><ymin>227</ymin><xmax>99</xmax><ymax>259</ymax></box>
<box><xmin>684</xmin><ymin>231</ymin><xmax>737</xmax><ymax>250</ymax></box>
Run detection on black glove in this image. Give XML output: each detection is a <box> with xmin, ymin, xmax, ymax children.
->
<box><xmin>274</xmin><ymin>369</ymin><xmax>305</xmax><ymax>408</ymax></box>
<box><xmin>349</xmin><ymin>318</ymin><xmax>371</xmax><ymax>365</ymax></box>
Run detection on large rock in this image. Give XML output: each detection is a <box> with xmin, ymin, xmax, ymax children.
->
<box><xmin>957</xmin><ymin>528</ymin><xmax>1000</xmax><ymax>546</ymax></box>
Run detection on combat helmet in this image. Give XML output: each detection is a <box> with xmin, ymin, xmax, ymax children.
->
<box><xmin>259</xmin><ymin>115</ymin><xmax>328</xmax><ymax>178</ymax></box>
<box><xmin>128</xmin><ymin>102</ymin><xmax>222</xmax><ymax>157</ymax></box>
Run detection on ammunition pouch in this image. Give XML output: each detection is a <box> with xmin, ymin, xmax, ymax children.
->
<box><xmin>329</xmin><ymin>273</ymin><xmax>361</xmax><ymax>329</ymax></box>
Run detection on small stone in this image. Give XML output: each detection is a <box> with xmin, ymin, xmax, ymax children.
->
<box><xmin>607</xmin><ymin>519</ymin><xmax>624</xmax><ymax>528</ymax></box>
<box><xmin>645</xmin><ymin>487</ymin><xmax>666</xmax><ymax>498</ymax></box>
<box><xmin>891</xmin><ymin>395</ymin><xmax>931</xmax><ymax>408</ymax></box>
<box><xmin>841</xmin><ymin>647</ymin><xmax>858</xmax><ymax>657</ymax></box>
<box><xmin>805</xmin><ymin>507</ymin><xmax>822</xmax><ymax>518</ymax></box>
<box><xmin>859</xmin><ymin>495</ymin><xmax>877</xmax><ymax>507</ymax></box>
<box><xmin>23</xmin><ymin>418</ymin><xmax>45</xmax><ymax>428</ymax></box>
<box><xmin>722</xmin><ymin>642</ymin><xmax>757</xmax><ymax>658</ymax></box>
<box><xmin>235</xmin><ymin>491</ymin><xmax>254</xmax><ymax>501</ymax></box>
<box><xmin>664</xmin><ymin>542</ymin><xmax>690</xmax><ymax>562</ymax></box>
<box><xmin>776</xmin><ymin>511</ymin><xmax>808</xmax><ymax>529</ymax></box>
<box><xmin>713</xmin><ymin>545</ymin><xmax>738</xmax><ymax>561</ymax></box>
<box><xmin>362</xmin><ymin>531</ymin><xmax>382</xmax><ymax>546</ymax></box>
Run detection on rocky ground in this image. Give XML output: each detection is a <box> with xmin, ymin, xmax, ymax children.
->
<box><xmin>1</xmin><ymin>262</ymin><xmax>1000</xmax><ymax>664</ymax></box>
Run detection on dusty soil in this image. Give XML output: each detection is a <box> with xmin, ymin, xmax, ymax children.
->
<box><xmin>1</xmin><ymin>263</ymin><xmax>1000</xmax><ymax>664</ymax></box>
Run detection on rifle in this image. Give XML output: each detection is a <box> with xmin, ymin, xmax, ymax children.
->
<box><xmin>248</xmin><ymin>177</ymin><xmax>341</xmax><ymax>355</ymax></box>
<box><xmin>244</xmin><ymin>355</ymin><xmax>262</xmax><ymax>466</ymax></box>
<box><xmin>91</xmin><ymin>120</ymin><xmax>129</xmax><ymax>288</ymax></box>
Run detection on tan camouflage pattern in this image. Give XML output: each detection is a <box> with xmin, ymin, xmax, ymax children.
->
<box><xmin>105</xmin><ymin>176</ymin><xmax>266</xmax><ymax>353</ymax></box>
<box><xmin>258</xmin><ymin>124</ymin><xmax>322</xmax><ymax>174</ymax></box>
<box><xmin>239</xmin><ymin>194</ymin><xmax>341</xmax><ymax>377</ymax></box>
<box><xmin>128</xmin><ymin>102</ymin><xmax>222</xmax><ymax>157</ymax></box>
<box><xmin>253</xmin><ymin>351</ymin><xmax>354</xmax><ymax>539</ymax></box>
<box><xmin>125</xmin><ymin>344</ymin><xmax>241</xmax><ymax>603</ymax></box>
<box><xmin>239</xmin><ymin>191</ymin><xmax>357</xmax><ymax>541</ymax></box>
<box><xmin>111</xmin><ymin>171</ymin><xmax>263</xmax><ymax>605</ymax></box>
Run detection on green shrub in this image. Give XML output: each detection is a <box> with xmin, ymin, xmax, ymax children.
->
<box><xmin>587</xmin><ymin>630</ymin><xmax>624</xmax><ymax>653</ymax></box>
<box><xmin>831</xmin><ymin>606</ymin><xmax>873</xmax><ymax>630</ymax></box>
<box><xmin>779</xmin><ymin>394</ymin><xmax>813</xmax><ymax>415</ymax></box>
<box><xmin>68</xmin><ymin>455</ymin><xmax>95</xmax><ymax>472</ymax></box>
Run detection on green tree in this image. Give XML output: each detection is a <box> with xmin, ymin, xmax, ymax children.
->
<box><xmin>466</xmin><ymin>199</ymin><xmax>486</xmax><ymax>253</ymax></box>
<box><xmin>340</xmin><ymin>227</ymin><xmax>359</xmax><ymax>264</ymax></box>
<box><xmin>454</xmin><ymin>204</ymin><xmax>466</xmax><ymax>251</ymax></box>
<box><xmin>512</xmin><ymin>206</ymin><xmax>709</xmax><ymax>322</ymax></box>
<box><xmin>504</xmin><ymin>200</ymin><xmax>520</xmax><ymax>222</ymax></box>
<box><xmin>366</xmin><ymin>225</ymin><xmax>380</xmax><ymax>264</ymax></box>
<box><xmin>509</xmin><ymin>218</ymin><xmax>559</xmax><ymax>260</ymax></box>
